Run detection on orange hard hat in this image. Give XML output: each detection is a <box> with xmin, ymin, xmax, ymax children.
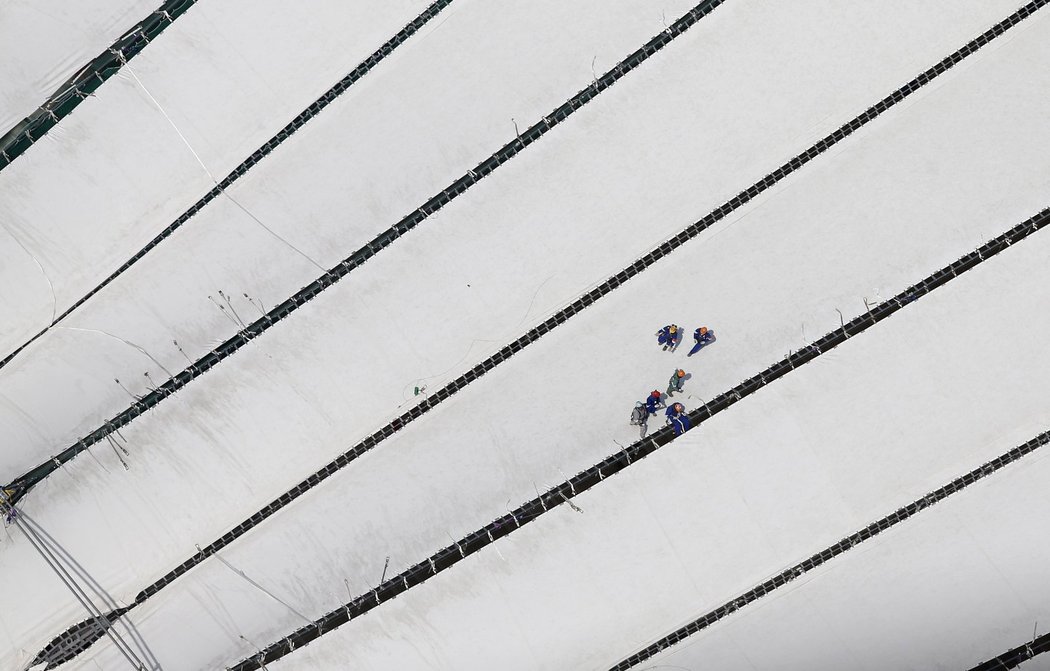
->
<box><xmin>676</xmin><ymin>369</ymin><xmax>685</xmax><ymax>377</ymax></box>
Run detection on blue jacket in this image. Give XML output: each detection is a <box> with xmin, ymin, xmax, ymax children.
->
<box><xmin>657</xmin><ymin>325</ymin><xmax>680</xmax><ymax>344</ymax></box>
<box><xmin>694</xmin><ymin>328</ymin><xmax>714</xmax><ymax>344</ymax></box>
<box><xmin>665</xmin><ymin>404</ymin><xmax>685</xmax><ymax>419</ymax></box>
<box><xmin>646</xmin><ymin>395</ymin><xmax>661</xmax><ymax>414</ymax></box>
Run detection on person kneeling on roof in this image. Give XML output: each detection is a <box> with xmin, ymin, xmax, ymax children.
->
<box><xmin>666</xmin><ymin>402</ymin><xmax>692</xmax><ymax>436</ymax></box>
<box><xmin>656</xmin><ymin>324</ymin><xmax>681</xmax><ymax>351</ymax></box>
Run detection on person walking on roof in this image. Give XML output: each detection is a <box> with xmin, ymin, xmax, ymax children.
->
<box><xmin>665</xmin><ymin>402</ymin><xmax>692</xmax><ymax>436</ymax></box>
<box><xmin>667</xmin><ymin>369</ymin><xmax>686</xmax><ymax>396</ymax></box>
<box><xmin>688</xmin><ymin>326</ymin><xmax>715</xmax><ymax>357</ymax></box>
<box><xmin>657</xmin><ymin>324</ymin><xmax>681</xmax><ymax>351</ymax></box>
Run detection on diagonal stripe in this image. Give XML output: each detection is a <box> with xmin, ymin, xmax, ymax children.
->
<box><xmin>0</xmin><ymin>0</ymin><xmax>198</xmax><ymax>170</ymax></box>
<box><xmin>968</xmin><ymin>631</ymin><xmax>1050</xmax><ymax>670</ymax></box>
<box><xmin>233</xmin><ymin>205</ymin><xmax>1050</xmax><ymax>670</ymax></box>
<box><xmin>18</xmin><ymin>5</ymin><xmax>1047</xmax><ymax>665</ymax></box>
<box><xmin>612</xmin><ymin>431</ymin><xmax>1050</xmax><ymax>668</ymax></box>
<box><xmin>2</xmin><ymin>0</ymin><xmax>731</xmax><ymax>501</ymax></box>
<box><xmin>0</xmin><ymin>0</ymin><xmax>456</xmax><ymax>373</ymax></box>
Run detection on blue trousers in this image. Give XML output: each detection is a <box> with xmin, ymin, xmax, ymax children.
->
<box><xmin>688</xmin><ymin>341</ymin><xmax>709</xmax><ymax>356</ymax></box>
<box><xmin>670</xmin><ymin>415</ymin><xmax>692</xmax><ymax>435</ymax></box>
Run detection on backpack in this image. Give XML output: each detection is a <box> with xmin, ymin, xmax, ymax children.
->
<box><xmin>631</xmin><ymin>405</ymin><xmax>647</xmax><ymax>424</ymax></box>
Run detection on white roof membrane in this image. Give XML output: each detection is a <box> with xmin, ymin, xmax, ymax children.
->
<box><xmin>46</xmin><ymin>4</ymin><xmax>1050</xmax><ymax>668</ymax></box>
<box><xmin>0</xmin><ymin>0</ymin><xmax>159</xmax><ymax>132</ymax></box>
<box><xmin>261</xmin><ymin>195</ymin><xmax>1050</xmax><ymax>670</ymax></box>
<box><xmin>0</xmin><ymin>0</ymin><xmax>434</xmax><ymax>360</ymax></box>
<box><xmin>1</xmin><ymin>1</ymin><xmax>1047</xmax><ymax>670</ymax></box>
<box><xmin>0</xmin><ymin>0</ymin><xmax>697</xmax><ymax>477</ymax></box>
<box><xmin>1019</xmin><ymin>657</ymin><xmax>1050</xmax><ymax>671</ymax></box>
<box><xmin>0</xmin><ymin>0</ymin><xmax>1026</xmax><ymax>484</ymax></box>
<box><xmin>640</xmin><ymin>440</ymin><xmax>1050</xmax><ymax>671</ymax></box>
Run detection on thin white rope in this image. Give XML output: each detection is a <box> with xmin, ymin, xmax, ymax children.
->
<box><xmin>54</xmin><ymin>327</ymin><xmax>173</xmax><ymax>377</ymax></box>
<box><xmin>208</xmin><ymin>547</ymin><xmax>314</xmax><ymax>626</ymax></box>
<box><xmin>221</xmin><ymin>190</ymin><xmax>326</xmax><ymax>272</ymax></box>
<box><xmin>0</xmin><ymin>223</ymin><xmax>58</xmax><ymax>325</ymax></box>
<box><xmin>123</xmin><ymin>63</ymin><xmax>215</xmax><ymax>183</ymax></box>
<box><xmin>123</xmin><ymin>62</ymin><xmax>325</xmax><ymax>272</ymax></box>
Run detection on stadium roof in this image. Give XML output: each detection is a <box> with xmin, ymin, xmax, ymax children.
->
<box><xmin>1</xmin><ymin>1</ymin><xmax>1049</xmax><ymax>669</ymax></box>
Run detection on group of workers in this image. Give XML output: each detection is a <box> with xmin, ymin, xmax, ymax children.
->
<box><xmin>630</xmin><ymin>325</ymin><xmax>716</xmax><ymax>438</ymax></box>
